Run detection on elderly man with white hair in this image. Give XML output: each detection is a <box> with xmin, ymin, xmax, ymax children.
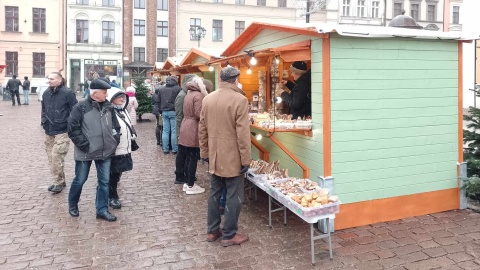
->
<box><xmin>67</xmin><ymin>78</ymin><xmax>121</xmax><ymax>222</ymax></box>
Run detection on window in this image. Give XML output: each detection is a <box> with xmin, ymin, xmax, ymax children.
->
<box><xmin>157</xmin><ymin>0</ymin><xmax>168</xmax><ymax>10</ymax></box>
<box><xmin>393</xmin><ymin>2</ymin><xmax>403</xmax><ymax>17</ymax></box>
<box><xmin>157</xmin><ymin>48</ymin><xmax>168</xmax><ymax>62</ymax></box>
<box><xmin>102</xmin><ymin>21</ymin><xmax>115</xmax><ymax>44</ymax></box>
<box><xmin>357</xmin><ymin>0</ymin><xmax>365</xmax><ymax>17</ymax></box>
<box><xmin>371</xmin><ymin>0</ymin><xmax>380</xmax><ymax>18</ymax></box>
<box><xmin>410</xmin><ymin>3</ymin><xmax>419</xmax><ymax>20</ymax></box>
<box><xmin>235</xmin><ymin>0</ymin><xmax>245</xmax><ymax>4</ymax></box>
<box><xmin>134</xmin><ymin>0</ymin><xmax>145</xmax><ymax>8</ymax></box>
<box><xmin>134</xmin><ymin>19</ymin><xmax>145</xmax><ymax>36</ymax></box>
<box><xmin>235</xmin><ymin>21</ymin><xmax>245</xmax><ymax>38</ymax></box>
<box><xmin>452</xmin><ymin>6</ymin><xmax>460</xmax><ymax>24</ymax></box>
<box><xmin>32</xmin><ymin>8</ymin><xmax>46</xmax><ymax>33</ymax></box>
<box><xmin>157</xmin><ymin>21</ymin><xmax>168</xmax><ymax>37</ymax></box>
<box><xmin>257</xmin><ymin>0</ymin><xmax>266</xmax><ymax>6</ymax></box>
<box><xmin>76</xmin><ymin>0</ymin><xmax>89</xmax><ymax>4</ymax></box>
<box><xmin>76</xmin><ymin>20</ymin><xmax>89</xmax><ymax>43</ymax></box>
<box><xmin>102</xmin><ymin>0</ymin><xmax>114</xmax><ymax>6</ymax></box>
<box><xmin>278</xmin><ymin>0</ymin><xmax>286</xmax><ymax>7</ymax></box>
<box><xmin>5</xmin><ymin>6</ymin><xmax>19</xmax><ymax>32</ymax></box>
<box><xmin>213</xmin><ymin>0</ymin><xmax>223</xmax><ymax>3</ymax></box>
<box><xmin>212</xmin><ymin>20</ymin><xmax>222</xmax><ymax>41</ymax></box>
<box><xmin>427</xmin><ymin>4</ymin><xmax>436</xmax><ymax>21</ymax></box>
<box><xmin>5</xmin><ymin>52</ymin><xmax>18</xmax><ymax>76</ymax></box>
<box><xmin>342</xmin><ymin>0</ymin><xmax>350</xmax><ymax>16</ymax></box>
<box><xmin>33</xmin><ymin>53</ymin><xmax>45</xmax><ymax>77</ymax></box>
<box><xmin>190</xmin><ymin>18</ymin><xmax>201</xmax><ymax>40</ymax></box>
<box><xmin>134</xmin><ymin>47</ymin><xmax>145</xmax><ymax>62</ymax></box>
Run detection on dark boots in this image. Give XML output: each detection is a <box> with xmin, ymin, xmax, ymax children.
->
<box><xmin>155</xmin><ymin>125</ymin><xmax>163</xmax><ymax>146</ymax></box>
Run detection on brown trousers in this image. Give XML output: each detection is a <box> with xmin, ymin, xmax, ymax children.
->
<box><xmin>45</xmin><ymin>133</ymin><xmax>70</xmax><ymax>185</ymax></box>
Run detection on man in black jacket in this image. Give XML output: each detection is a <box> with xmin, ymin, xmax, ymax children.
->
<box><xmin>67</xmin><ymin>79</ymin><xmax>121</xmax><ymax>222</ymax></box>
<box><xmin>6</xmin><ymin>74</ymin><xmax>22</xmax><ymax>106</ymax></box>
<box><xmin>280</xmin><ymin>61</ymin><xmax>312</xmax><ymax>120</ymax></box>
<box><xmin>22</xmin><ymin>76</ymin><xmax>30</xmax><ymax>105</ymax></box>
<box><xmin>156</xmin><ymin>76</ymin><xmax>181</xmax><ymax>154</ymax></box>
<box><xmin>41</xmin><ymin>72</ymin><xmax>78</xmax><ymax>194</ymax></box>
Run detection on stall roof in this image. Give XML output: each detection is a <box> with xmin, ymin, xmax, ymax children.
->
<box><xmin>179</xmin><ymin>48</ymin><xmax>221</xmax><ymax>66</ymax></box>
<box><xmin>222</xmin><ymin>22</ymin><xmax>479</xmax><ymax>57</ymax></box>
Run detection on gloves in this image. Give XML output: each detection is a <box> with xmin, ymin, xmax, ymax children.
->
<box><xmin>239</xmin><ymin>165</ymin><xmax>249</xmax><ymax>174</ymax></box>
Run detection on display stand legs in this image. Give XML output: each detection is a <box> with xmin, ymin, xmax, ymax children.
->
<box><xmin>268</xmin><ymin>195</ymin><xmax>287</xmax><ymax>227</ymax></box>
<box><xmin>310</xmin><ymin>217</ymin><xmax>333</xmax><ymax>265</ymax></box>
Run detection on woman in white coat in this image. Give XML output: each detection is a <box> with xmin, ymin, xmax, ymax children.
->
<box><xmin>107</xmin><ymin>87</ymin><xmax>136</xmax><ymax>209</ymax></box>
<box><xmin>125</xmin><ymin>86</ymin><xmax>138</xmax><ymax>126</ymax></box>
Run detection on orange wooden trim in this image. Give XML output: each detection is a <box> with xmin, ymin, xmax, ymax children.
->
<box><xmin>222</xmin><ymin>22</ymin><xmax>326</xmax><ymax>57</ymax></box>
<box><xmin>335</xmin><ymin>188</ymin><xmax>460</xmax><ymax>230</ymax></box>
<box><xmin>271</xmin><ymin>40</ymin><xmax>311</xmax><ymax>52</ymax></box>
<box><xmin>268</xmin><ymin>134</ymin><xmax>310</xmax><ymax>179</ymax></box>
<box><xmin>322</xmin><ymin>35</ymin><xmax>332</xmax><ymax>177</ymax></box>
<box><xmin>251</xmin><ymin>137</ymin><xmax>270</xmax><ymax>162</ymax></box>
<box><xmin>279</xmin><ymin>49</ymin><xmax>311</xmax><ymax>62</ymax></box>
<box><xmin>458</xmin><ymin>41</ymin><xmax>464</xmax><ymax>163</ymax></box>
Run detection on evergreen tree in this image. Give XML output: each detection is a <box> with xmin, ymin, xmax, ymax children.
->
<box><xmin>464</xmin><ymin>106</ymin><xmax>480</xmax><ymax>177</ymax></box>
<box><xmin>132</xmin><ymin>75</ymin><xmax>152</xmax><ymax>121</ymax></box>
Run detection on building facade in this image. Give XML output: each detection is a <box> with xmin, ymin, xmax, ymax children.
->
<box><xmin>0</xmin><ymin>1</ymin><xmax>66</xmax><ymax>93</ymax></box>
<box><xmin>66</xmin><ymin>0</ymin><xmax>123</xmax><ymax>93</ymax></box>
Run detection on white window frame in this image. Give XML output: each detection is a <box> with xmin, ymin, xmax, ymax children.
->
<box><xmin>342</xmin><ymin>0</ymin><xmax>351</xmax><ymax>16</ymax></box>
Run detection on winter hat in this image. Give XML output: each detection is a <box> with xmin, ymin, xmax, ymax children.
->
<box><xmin>182</xmin><ymin>74</ymin><xmax>196</xmax><ymax>87</ymax></box>
<box><xmin>220</xmin><ymin>66</ymin><xmax>240</xmax><ymax>82</ymax></box>
<box><xmin>126</xmin><ymin>86</ymin><xmax>136</xmax><ymax>97</ymax></box>
<box><xmin>202</xmin><ymin>78</ymin><xmax>213</xmax><ymax>93</ymax></box>
<box><xmin>290</xmin><ymin>61</ymin><xmax>308</xmax><ymax>75</ymax></box>
<box><xmin>90</xmin><ymin>78</ymin><xmax>111</xmax><ymax>90</ymax></box>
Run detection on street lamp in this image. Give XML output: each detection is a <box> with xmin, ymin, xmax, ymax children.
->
<box><xmin>189</xmin><ymin>26</ymin><xmax>206</xmax><ymax>47</ymax></box>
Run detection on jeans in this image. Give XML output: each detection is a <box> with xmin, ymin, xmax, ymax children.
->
<box><xmin>162</xmin><ymin>111</ymin><xmax>177</xmax><ymax>153</ymax></box>
<box><xmin>23</xmin><ymin>90</ymin><xmax>29</xmax><ymax>104</ymax></box>
<box><xmin>207</xmin><ymin>174</ymin><xmax>244</xmax><ymax>240</ymax></box>
<box><xmin>220</xmin><ymin>185</ymin><xmax>227</xmax><ymax>208</ymax></box>
<box><xmin>83</xmin><ymin>88</ymin><xmax>90</xmax><ymax>98</ymax></box>
<box><xmin>68</xmin><ymin>159</ymin><xmax>111</xmax><ymax>214</ymax></box>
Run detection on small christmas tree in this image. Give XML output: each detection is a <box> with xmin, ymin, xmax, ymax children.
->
<box><xmin>132</xmin><ymin>75</ymin><xmax>152</xmax><ymax>121</ymax></box>
<box><xmin>464</xmin><ymin>106</ymin><xmax>480</xmax><ymax>177</ymax></box>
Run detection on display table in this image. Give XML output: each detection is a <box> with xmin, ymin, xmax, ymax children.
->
<box><xmin>246</xmin><ymin>172</ymin><xmax>336</xmax><ymax>264</ymax></box>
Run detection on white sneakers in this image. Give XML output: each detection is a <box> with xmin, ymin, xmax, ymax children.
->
<box><xmin>183</xmin><ymin>184</ymin><xmax>188</xmax><ymax>191</ymax></box>
<box><xmin>185</xmin><ymin>184</ymin><xmax>205</xmax><ymax>195</ymax></box>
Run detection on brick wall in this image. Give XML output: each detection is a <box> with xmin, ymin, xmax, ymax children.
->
<box><xmin>146</xmin><ymin>0</ymin><xmax>157</xmax><ymax>67</ymax></box>
<box><xmin>123</xmin><ymin>0</ymin><xmax>133</xmax><ymax>86</ymax></box>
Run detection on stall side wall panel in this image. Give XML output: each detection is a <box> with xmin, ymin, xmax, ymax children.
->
<box><xmin>250</xmin><ymin>36</ymin><xmax>324</xmax><ymax>179</ymax></box>
<box><xmin>330</xmin><ymin>36</ymin><xmax>459</xmax><ymax>204</ymax></box>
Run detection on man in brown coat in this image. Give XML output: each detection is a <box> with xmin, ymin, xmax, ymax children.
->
<box><xmin>199</xmin><ymin>66</ymin><xmax>252</xmax><ymax>247</ymax></box>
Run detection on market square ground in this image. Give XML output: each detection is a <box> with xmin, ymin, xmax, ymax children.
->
<box><xmin>1</xmin><ymin>100</ymin><xmax>480</xmax><ymax>270</ymax></box>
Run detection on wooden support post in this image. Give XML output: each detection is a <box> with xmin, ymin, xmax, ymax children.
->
<box><xmin>268</xmin><ymin>133</ymin><xmax>310</xmax><ymax>179</ymax></box>
<box><xmin>251</xmin><ymin>137</ymin><xmax>270</xmax><ymax>162</ymax></box>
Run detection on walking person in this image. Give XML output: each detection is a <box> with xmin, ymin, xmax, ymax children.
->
<box><xmin>157</xmin><ymin>76</ymin><xmax>181</xmax><ymax>154</ymax></box>
<box><xmin>107</xmin><ymin>87</ymin><xmax>135</xmax><ymax>209</ymax></box>
<box><xmin>6</xmin><ymin>74</ymin><xmax>22</xmax><ymax>106</ymax></box>
<box><xmin>42</xmin><ymin>72</ymin><xmax>78</xmax><ymax>193</ymax></box>
<box><xmin>178</xmin><ymin>77</ymin><xmax>210</xmax><ymax>195</ymax></box>
<box><xmin>152</xmin><ymin>88</ymin><xmax>163</xmax><ymax>146</ymax></box>
<box><xmin>199</xmin><ymin>66</ymin><xmax>252</xmax><ymax>246</ymax></box>
<box><xmin>22</xmin><ymin>76</ymin><xmax>30</xmax><ymax>105</ymax></box>
<box><xmin>67</xmin><ymin>79</ymin><xmax>121</xmax><ymax>222</ymax></box>
<box><xmin>125</xmin><ymin>86</ymin><xmax>138</xmax><ymax>126</ymax></box>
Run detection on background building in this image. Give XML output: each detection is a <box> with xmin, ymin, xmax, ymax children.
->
<box><xmin>66</xmin><ymin>0</ymin><xmax>123</xmax><ymax>93</ymax></box>
<box><xmin>0</xmin><ymin>0</ymin><xmax>66</xmax><ymax>93</ymax></box>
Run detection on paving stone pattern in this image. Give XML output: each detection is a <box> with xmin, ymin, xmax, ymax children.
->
<box><xmin>1</xmin><ymin>100</ymin><xmax>480</xmax><ymax>270</ymax></box>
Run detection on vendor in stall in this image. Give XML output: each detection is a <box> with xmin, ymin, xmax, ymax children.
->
<box><xmin>280</xmin><ymin>61</ymin><xmax>312</xmax><ymax>120</ymax></box>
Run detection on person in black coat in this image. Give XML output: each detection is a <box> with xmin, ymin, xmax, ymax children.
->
<box><xmin>280</xmin><ymin>61</ymin><xmax>312</xmax><ymax>120</ymax></box>
<box><xmin>6</xmin><ymin>74</ymin><xmax>22</xmax><ymax>106</ymax></box>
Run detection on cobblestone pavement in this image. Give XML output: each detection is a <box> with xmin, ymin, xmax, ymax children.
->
<box><xmin>1</xmin><ymin>99</ymin><xmax>480</xmax><ymax>270</ymax></box>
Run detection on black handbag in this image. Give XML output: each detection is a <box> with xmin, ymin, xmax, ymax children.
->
<box><xmin>110</xmin><ymin>153</ymin><xmax>133</xmax><ymax>173</ymax></box>
<box><xmin>118</xmin><ymin>112</ymin><xmax>139</xmax><ymax>152</ymax></box>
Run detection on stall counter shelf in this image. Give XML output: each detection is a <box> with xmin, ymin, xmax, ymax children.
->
<box><xmin>250</xmin><ymin>124</ymin><xmax>313</xmax><ymax>137</ymax></box>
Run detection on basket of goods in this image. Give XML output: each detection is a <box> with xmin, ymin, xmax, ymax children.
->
<box><xmin>289</xmin><ymin>188</ymin><xmax>340</xmax><ymax>220</ymax></box>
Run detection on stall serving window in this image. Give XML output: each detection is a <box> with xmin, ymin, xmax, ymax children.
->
<box><xmin>207</xmin><ymin>44</ymin><xmax>312</xmax><ymax>136</ymax></box>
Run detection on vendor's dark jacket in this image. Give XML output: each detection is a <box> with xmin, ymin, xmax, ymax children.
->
<box><xmin>281</xmin><ymin>69</ymin><xmax>312</xmax><ymax>119</ymax></box>
<box><xmin>156</xmin><ymin>76</ymin><xmax>181</xmax><ymax>112</ymax></box>
<box><xmin>67</xmin><ymin>96</ymin><xmax>121</xmax><ymax>161</ymax></box>
<box><xmin>41</xmin><ymin>85</ymin><xmax>78</xmax><ymax>136</ymax></box>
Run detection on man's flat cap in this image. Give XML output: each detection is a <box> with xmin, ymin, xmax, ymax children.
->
<box><xmin>90</xmin><ymin>78</ymin><xmax>111</xmax><ymax>90</ymax></box>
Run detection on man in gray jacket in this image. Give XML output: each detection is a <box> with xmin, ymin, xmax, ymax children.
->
<box><xmin>67</xmin><ymin>79</ymin><xmax>121</xmax><ymax>222</ymax></box>
<box><xmin>6</xmin><ymin>74</ymin><xmax>22</xmax><ymax>106</ymax></box>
